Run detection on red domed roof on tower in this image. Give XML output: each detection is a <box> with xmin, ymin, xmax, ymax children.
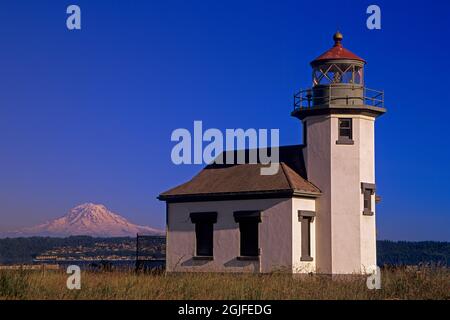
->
<box><xmin>311</xmin><ymin>32</ymin><xmax>365</xmax><ymax>64</ymax></box>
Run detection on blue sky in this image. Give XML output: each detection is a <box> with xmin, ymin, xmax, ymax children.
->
<box><xmin>0</xmin><ymin>0</ymin><xmax>449</xmax><ymax>240</ymax></box>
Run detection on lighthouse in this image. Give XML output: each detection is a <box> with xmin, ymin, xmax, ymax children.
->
<box><xmin>292</xmin><ymin>32</ymin><xmax>386</xmax><ymax>274</ymax></box>
<box><xmin>159</xmin><ymin>32</ymin><xmax>385</xmax><ymax>275</ymax></box>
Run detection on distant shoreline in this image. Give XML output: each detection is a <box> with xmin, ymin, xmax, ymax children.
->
<box><xmin>0</xmin><ymin>237</ymin><xmax>448</xmax><ymax>267</ymax></box>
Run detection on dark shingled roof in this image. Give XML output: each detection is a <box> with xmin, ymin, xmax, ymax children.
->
<box><xmin>158</xmin><ymin>145</ymin><xmax>321</xmax><ymax>202</ymax></box>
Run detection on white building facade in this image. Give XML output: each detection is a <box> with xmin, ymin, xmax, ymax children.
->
<box><xmin>159</xmin><ymin>32</ymin><xmax>386</xmax><ymax>275</ymax></box>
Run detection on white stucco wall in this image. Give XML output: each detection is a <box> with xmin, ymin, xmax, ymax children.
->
<box><xmin>259</xmin><ymin>198</ymin><xmax>293</xmax><ymax>273</ymax></box>
<box><xmin>166</xmin><ymin>197</ymin><xmax>317</xmax><ymax>273</ymax></box>
<box><xmin>304</xmin><ymin>116</ymin><xmax>332</xmax><ymax>274</ymax></box>
<box><xmin>305</xmin><ymin>113</ymin><xmax>378</xmax><ymax>274</ymax></box>
<box><xmin>166</xmin><ymin>198</ymin><xmax>290</xmax><ymax>273</ymax></box>
<box><xmin>330</xmin><ymin>115</ymin><xmax>362</xmax><ymax>274</ymax></box>
<box><xmin>359</xmin><ymin>117</ymin><xmax>377</xmax><ymax>273</ymax></box>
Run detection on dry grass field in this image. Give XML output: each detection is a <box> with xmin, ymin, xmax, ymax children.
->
<box><xmin>0</xmin><ymin>266</ymin><xmax>449</xmax><ymax>300</ymax></box>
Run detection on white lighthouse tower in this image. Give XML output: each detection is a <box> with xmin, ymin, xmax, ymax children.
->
<box><xmin>292</xmin><ymin>32</ymin><xmax>386</xmax><ymax>274</ymax></box>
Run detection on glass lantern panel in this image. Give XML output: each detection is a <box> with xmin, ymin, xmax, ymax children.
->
<box><xmin>354</xmin><ymin>67</ymin><xmax>363</xmax><ymax>84</ymax></box>
<box><xmin>313</xmin><ymin>69</ymin><xmax>322</xmax><ymax>85</ymax></box>
<box><xmin>341</xmin><ymin>71</ymin><xmax>353</xmax><ymax>83</ymax></box>
<box><xmin>317</xmin><ymin>68</ymin><xmax>331</xmax><ymax>85</ymax></box>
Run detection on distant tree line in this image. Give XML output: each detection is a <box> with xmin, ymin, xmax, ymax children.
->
<box><xmin>377</xmin><ymin>240</ymin><xmax>450</xmax><ymax>266</ymax></box>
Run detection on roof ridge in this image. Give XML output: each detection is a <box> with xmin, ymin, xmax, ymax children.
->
<box><xmin>279</xmin><ymin>162</ymin><xmax>294</xmax><ymax>190</ymax></box>
<box><xmin>280</xmin><ymin>162</ymin><xmax>322</xmax><ymax>194</ymax></box>
<box><xmin>300</xmin><ymin>178</ymin><xmax>322</xmax><ymax>193</ymax></box>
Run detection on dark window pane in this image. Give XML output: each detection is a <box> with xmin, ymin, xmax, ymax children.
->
<box><xmin>364</xmin><ymin>190</ymin><xmax>372</xmax><ymax>211</ymax></box>
<box><xmin>301</xmin><ymin>217</ymin><xmax>311</xmax><ymax>258</ymax></box>
<box><xmin>195</xmin><ymin>222</ymin><xmax>213</xmax><ymax>256</ymax></box>
<box><xmin>339</xmin><ymin>119</ymin><xmax>351</xmax><ymax>129</ymax></box>
<box><xmin>340</xmin><ymin>128</ymin><xmax>351</xmax><ymax>137</ymax></box>
<box><xmin>339</xmin><ymin>118</ymin><xmax>352</xmax><ymax>140</ymax></box>
<box><xmin>239</xmin><ymin>221</ymin><xmax>259</xmax><ymax>256</ymax></box>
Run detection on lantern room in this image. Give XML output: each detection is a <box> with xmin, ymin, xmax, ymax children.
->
<box><xmin>293</xmin><ymin>32</ymin><xmax>384</xmax><ymax>111</ymax></box>
<box><xmin>311</xmin><ymin>31</ymin><xmax>365</xmax><ymax>86</ymax></box>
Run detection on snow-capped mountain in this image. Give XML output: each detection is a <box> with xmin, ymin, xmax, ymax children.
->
<box><xmin>1</xmin><ymin>203</ymin><xmax>164</xmax><ymax>238</ymax></box>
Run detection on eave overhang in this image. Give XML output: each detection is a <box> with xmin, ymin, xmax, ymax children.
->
<box><xmin>158</xmin><ymin>189</ymin><xmax>321</xmax><ymax>203</ymax></box>
<box><xmin>291</xmin><ymin>104</ymin><xmax>386</xmax><ymax>121</ymax></box>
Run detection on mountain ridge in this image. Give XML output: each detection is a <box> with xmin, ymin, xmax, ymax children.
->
<box><xmin>0</xmin><ymin>203</ymin><xmax>164</xmax><ymax>238</ymax></box>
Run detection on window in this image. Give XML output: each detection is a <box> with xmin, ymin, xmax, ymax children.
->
<box><xmin>337</xmin><ymin>118</ymin><xmax>354</xmax><ymax>144</ymax></box>
<box><xmin>190</xmin><ymin>212</ymin><xmax>217</xmax><ymax>258</ymax></box>
<box><xmin>234</xmin><ymin>211</ymin><xmax>261</xmax><ymax>258</ymax></box>
<box><xmin>363</xmin><ymin>189</ymin><xmax>372</xmax><ymax>212</ymax></box>
<box><xmin>361</xmin><ymin>183</ymin><xmax>376</xmax><ymax>216</ymax></box>
<box><xmin>298</xmin><ymin>211</ymin><xmax>315</xmax><ymax>261</ymax></box>
<box><xmin>301</xmin><ymin>217</ymin><xmax>312</xmax><ymax>260</ymax></box>
<box><xmin>312</xmin><ymin>64</ymin><xmax>363</xmax><ymax>85</ymax></box>
<box><xmin>195</xmin><ymin>222</ymin><xmax>213</xmax><ymax>256</ymax></box>
<box><xmin>239</xmin><ymin>221</ymin><xmax>259</xmax><ymax>256</ymax></box>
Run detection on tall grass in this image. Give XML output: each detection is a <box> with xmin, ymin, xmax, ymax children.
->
<box><xmin>0</xmin><ymin>266</ymin><xmax>448</xmax><ymax>300</ymax></box>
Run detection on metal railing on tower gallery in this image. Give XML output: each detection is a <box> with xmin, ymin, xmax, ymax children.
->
<box><xmin>293</xmin><ymin>85</ymin><xmax>384</xmax><ymax>110</ymax></box>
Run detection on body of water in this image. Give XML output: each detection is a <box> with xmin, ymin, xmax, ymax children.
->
<box><xmin>33</xmin><ymin>259</ymin><xmax>165</xmax><ymax>271</ymax></box>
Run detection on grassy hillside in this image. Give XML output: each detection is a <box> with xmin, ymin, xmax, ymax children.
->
<box><xmin>0</xmin><ymin>266</ymin><xmax>448</xmax><ymax>300</ymax></box>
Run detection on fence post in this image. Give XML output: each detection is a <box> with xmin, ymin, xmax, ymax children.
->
<box><xmin>135</xmin><ymin>233</ymin><xmax>139</xmax><ymax>272</ymax></box>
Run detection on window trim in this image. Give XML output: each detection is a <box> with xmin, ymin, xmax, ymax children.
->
<box><xmin>298</xmin><ymin>211</ymin><xmax>315</xmax><ymax>261</ymax></box>
<box><xmin>336</xmin><ymin>118</ymin><xmax>354</xmax><ymax>145</ymax></box>
<box><xmin>361</xmin><ymin>183</ymin><xmax>376</xmax><ymax>216</ymax></box>
<box><xmin>190</xmin><ymin>212</ymin><xmax>217</xmax><ymax>258</ymax></box>
<box><xmin>233</xmin><ymin>210</ymin><xmax>261</xmax><ymax>223</ymax></box>
<box><xmin>190</xmin><ymin>212</ymin><xmax>217</xmax><ymax>224</ymax></box>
